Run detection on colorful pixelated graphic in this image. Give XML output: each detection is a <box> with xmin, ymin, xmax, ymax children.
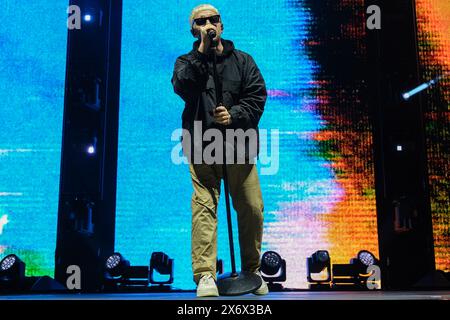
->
<box><xmin>115</xmin><ymin>0</ymin><xmax>379</xmax><ymax>289</ymax></box>
<box><xmin>0</xmin><ymin>1</ymin><xmax>384</xmax><ymax>289</ymax></box>
<box><xmin>416</xmin><ymin>0</ymin><xmax>450</xmax><ymax>272</ymax></box>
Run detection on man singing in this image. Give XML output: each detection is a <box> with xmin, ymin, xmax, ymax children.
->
<box><xmin>172</xmin><ymin>4</ymin><xmax>268</xmax><ymax>297</ymax></box>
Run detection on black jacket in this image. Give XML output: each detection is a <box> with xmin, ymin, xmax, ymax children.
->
<box><xmin>172</xmin><ymin>39</ymin><xmax>267</xmax><ymax>163</ymax></box>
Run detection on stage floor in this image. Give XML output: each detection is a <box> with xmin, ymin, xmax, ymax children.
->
<box><xmin>1</xmin><ymin>291</ymin><xmax>449</xmax><ymax>300</ymax></box>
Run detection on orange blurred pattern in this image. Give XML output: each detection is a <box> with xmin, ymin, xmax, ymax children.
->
<box><xmin>416</xmin><ymin>0</ymin><xmax>450</xmax><ymax>272</ymax></box>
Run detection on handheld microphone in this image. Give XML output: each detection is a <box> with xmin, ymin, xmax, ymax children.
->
<box><xmin>207</xmin><ymin>29</ymin><xmax>217</xmax><ymax>39</ymax></box>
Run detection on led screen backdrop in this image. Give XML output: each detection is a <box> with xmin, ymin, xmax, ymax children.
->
<box><xmin>116</xmin><ymin>0</ymin><xmax>379</xmax><ymax>289</ymax></box>
<box><xmin>0</xmin><ymin>1</ymin><xmax>68</xmax><ymax>276</ymax></box>
<box><xmin>3</xmin><ymin>0</ymin><xmax>447</xmax><ymax>290</ymax></box>
<box><xmin>416</xmin><ymin>0</ymin><xmax>450</xmax><ymax>272</ymax></box>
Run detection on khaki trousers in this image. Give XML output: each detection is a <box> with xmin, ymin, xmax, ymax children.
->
<box><xmin>189</xmin><ymin>163</ymin><xmax>264</xmax><ymax>284</ymax></box>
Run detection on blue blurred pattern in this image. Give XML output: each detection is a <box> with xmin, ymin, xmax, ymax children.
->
<box><xmin>0</xmin><ymin>1</ymin><xmax>67</xmax><ymax>275</ymax></box>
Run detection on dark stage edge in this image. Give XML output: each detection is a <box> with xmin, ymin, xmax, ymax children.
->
<box><xmin>0</xmin><ymin>291</ymin><xmax>449</xmax><ymax>300</ymax></box>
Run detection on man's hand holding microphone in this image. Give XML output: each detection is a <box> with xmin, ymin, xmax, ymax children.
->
<box><xmin>197</xmin><ymin>23</ymin><xmax>218</xmax><ymax>54</ymax></box>
<box><xmin>197</xmin><ymin>22</ymin><xmax>232</xmax><ymax>126</ymax></box>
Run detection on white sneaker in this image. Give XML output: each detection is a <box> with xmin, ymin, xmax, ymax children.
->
<box><xmin>253</xmin><ymin>270</ymin><xmax>269</xmax><ymax>295</ymax></box>
<box><xmin>196</xmin><ymin>274</ymin><xmax>219</xmax><ymax>297</ymax></box>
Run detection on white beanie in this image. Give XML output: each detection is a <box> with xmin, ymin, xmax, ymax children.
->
<box><xmin>189</xmin><ymin>4</ymin><xmax>220</xmax><ymax>26</ymax></box>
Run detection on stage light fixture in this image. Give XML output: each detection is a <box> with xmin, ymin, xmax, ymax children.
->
<box><xmin>149</xmin><ymin>252</ymin><xmax>174</xmax><ymax>286</ymax></box>
<box><xmin>356</xmin><ymin>250</ymin><xmax>378</xmax><ymax>267</ymax></box>
<box><xmin>260</xmin><ymin>251</ymin><xmax>286</xmax><ymax>290</ymax></box>
<box><xmin>307</xmin><ymin>250</ymin><xmax>332</xmax><ymax>285</ymax></box>
<box><xmin>350</xmin><ymin>250</ymin><xmax>379</xmax><ymax>272</ymax></box>
<box><xmin>349</xmin><ymin>250</ymin><xmax>381</xmax><ymax>289</ymax></box>
<box><xmin>103</xmin><ymin>253</ymin><xmax>149</xmax><ymax>291</ymax></box>
<box><xmin>105</xmin><ymin>252</ymin><xmax>130</xmax><ymax>278</ymax></box>
<box><xmin>402</xmin><ymin>77</ymin><xmax>437</xmax><ymax>100</ymax></box>
<box><xmin>401</xmin><ymin>73</ymin><xmax>448</xmax><ymax>100</ymax></box>
<box><xmin>331</xmin><ymin>250</ymin><xmax>380</xmax><ymax>290</ymax></box>
<box><xmin>1</xmin><ymin>254</ymin><xmax>25</xmax><ymax>276</ymax></box>
<box><xmin>81</xmin><ymin>8</ymin><xmax>103</xmax><ymax>27</ymax></box>
<box><xmin>0</xmin><ymin>254</ymin><xmax>66</xmax><ymax>293</ymax></box>
<box><xmin>0</xmin><ymin>254</ymin><xmax>26</xmax><ymax>290</ymax></box>
<box><xmin>86</xmin><ymin>137</ymin><xmax>97</xmax><ymax>155</ymax></box>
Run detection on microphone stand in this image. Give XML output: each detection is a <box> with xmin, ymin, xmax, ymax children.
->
<box><xmin>209</xmin><ymin>42</ymin><xmax>262</xmax><ymax>296</ymax></box>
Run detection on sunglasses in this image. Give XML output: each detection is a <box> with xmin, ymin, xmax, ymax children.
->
<box><xmin>193</xmin><ymin>15</ymin><xmax>221</xmax><ymax>26</ymax></box>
